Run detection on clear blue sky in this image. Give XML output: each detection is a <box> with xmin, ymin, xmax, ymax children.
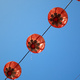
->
<box><xmin>0</xmin><ymin>0</ymin><xmax>80</xmax><ymax>80</ymax></box>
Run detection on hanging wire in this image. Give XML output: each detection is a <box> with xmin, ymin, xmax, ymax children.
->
<box><xmin>14</xmin><ymin>50</ymin><xmax>30</xmax><ymax>68</ymax></box>
<box><xmin>42</xmin><ymin>25</ymin><xmax>51</xmax><ymax>36</ymax></box>
<box><xmin>18</xmin><ymin>50</ymin><xmax>30</xmax><ymax>64</ymax></box>
<box><xmin>64</xmin><ymin>0</ymin><xmax>73</xmax><ymax>10</ymax></box>
<box><xmin>61</xmin><ymin>0</ymin><xmax>73</xmax><ymax>13</ymax></box>
<box><xmin>35</xmin><ymin>25</ymin><xmax>51</xmax><ymax>41</ymax></box>
<box><xmin>74</xmin><ymin>74</ymin><xmax>80</xmax><ymax>80</ymax></box>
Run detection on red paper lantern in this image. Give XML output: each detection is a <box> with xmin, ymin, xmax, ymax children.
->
<box><xmin>48</xmin><ymin>7</ymin><xmax>68</xmax><ymax>28</ymax></box>
<box><xmin>77</xmin><ymin>0</ymin><xmax>80</xmax><ymax>1</ymax></box>
<box><xmin>4</xmin><ymin>61</ymin><xmax>21</xmax><ymax>80</ymax></box>
<box><xmin>26</xmin><ymin>34</ymin><xmax>45</xmax><ymax>53</ymax></box>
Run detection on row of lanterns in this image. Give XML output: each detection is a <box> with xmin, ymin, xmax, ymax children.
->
<box><xmin>3</xmin><ymin>0</ymin><xmax>80</xmax><ymax>80</ymax></box>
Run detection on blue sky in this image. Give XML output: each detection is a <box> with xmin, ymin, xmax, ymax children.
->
<box><xmin>0</xmin><ymin>0</ymin><xmax>80</xmax><ymax>80</ymax></box>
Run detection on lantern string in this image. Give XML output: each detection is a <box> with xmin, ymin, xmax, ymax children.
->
<box><xmin>42</xmin><ymin>25</ymin><xmax>51</xmax><ymax>36</ymax></box>
<box><xmin>64</xmin><ymin>0</ymin><xmax>73</xmax><ymax>10</ymax></box>
<box><xmin>14</xmin><ymin>50</ymin><xmax>30</xmax><ymax>68</ymax></box>
<box><xmin>61</xmin><ymin>0</ymin><xmax>73</xmax><ymax>14</ymax></box>
<box><xmin>35</xmin><ymin>25</ymin><xmax>51</xmax><ymax>41</ymax></box>
<box><xmin>18</xmin><ymin>50</ymin><xmax>30</xmax><ymax>64</ymax></box>
<box><xmin>74</xmin><ymin>74</ymin><xmax>80</xmax><ymax>80</ymax></box>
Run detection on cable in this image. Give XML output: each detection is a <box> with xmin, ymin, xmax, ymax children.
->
<box><xmin>61</xmin><ymin>0</ymin><xmax>73</xmax><ymax>13</ymax></box>
<box><xmin>64</xmin><ymin>0</ymin><xmax>73</xmax><ymax>10</ymax></box>
<box><xmin>18</xmin><ymin>50</ymin><xmax>30</xmax><ymax>64</ymax></box>
<box><xmin>34</xmin><ymin>25</ymin><xmax>51</xmax><ymax>41</ymax></box>
<box><xmin>42</xmin><ymin>25</ymin><xmax>52</xmax><ymax>36</ymax></box>
<box><xmin>14</xmin><ymin>50</ymin><xmax>30</xmax><ymax>68</ymax></box>
<box><xmin>74</xmin><ymin>74</ymin><xmax>80</xmax><ymax>80</ymax></box>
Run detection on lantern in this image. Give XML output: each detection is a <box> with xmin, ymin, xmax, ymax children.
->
<box><xmin>26</xmin><ymin>34</ymin><xmax>45</xmax><ymax>53</ymax></box>
<box><xmin>48</xmin><ymin>7</ymin><xmax>68</xmax><ymax>28</ymax></box>
<box><xmin>4</xmin><ymin>61</ymin><xmax>21</xmax><ymax>80</ymax></box>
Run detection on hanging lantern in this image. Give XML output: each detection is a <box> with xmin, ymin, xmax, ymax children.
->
<box><xmin>77</xmin><ymin>0</ymin><xmax>80</xmax><ymax>1</ymax></box>
<box><xmin>26</xmin><ymin>34</ymin><xmax>45</xmax><ymax>53</ymax></box>
<box><xmin>48</xmin><ymin>7</ymin><xmax>68</xmax><ymax>28</ymax></box>
<box><xmin>4</xmin><ymin>61</ymin><xmax>21</xmax><ymax>80</ymax></box>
